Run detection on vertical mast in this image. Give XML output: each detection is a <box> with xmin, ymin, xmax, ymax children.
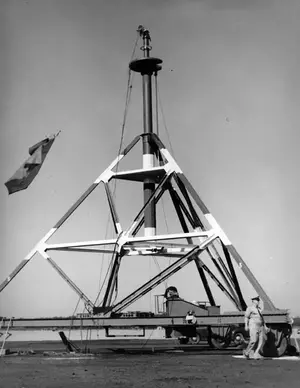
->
<box><xmin>141</xmin><ymin>28</ymin><xmax>155</xmax><ymax>237</ymax></box>
<box><xmin>129</xmin><ymin>26</ymin><xmax>163</xmax><ymax>236</ymax></box>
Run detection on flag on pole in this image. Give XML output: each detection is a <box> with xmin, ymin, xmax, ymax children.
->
<box><xmin>4</xmin><ymin>132</ymin><xmax>60</xmax><ymax>195</ymax></box>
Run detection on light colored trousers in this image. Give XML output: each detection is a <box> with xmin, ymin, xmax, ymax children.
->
<box><xmin>244</xmin><ymin>323</ymin><xmax>265</xmax><ymax>357</ymax></box>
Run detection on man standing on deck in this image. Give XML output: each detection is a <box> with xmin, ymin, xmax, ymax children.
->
<box><xmin>243</xmin><ymin>296</ymin><xmax>265</xmax><ymax>360</ymax></box>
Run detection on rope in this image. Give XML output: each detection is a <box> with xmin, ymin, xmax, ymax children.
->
<box><xmin>156</xmin><ymin>79</ymin><xmax>175</xmax><ymax>269</ymax></box>
<box><xmin>95</xmin><ymin>221</ymin><xmax>113</xmax><ymax>304</ymax></box>
<box><xmin>106</xmin><ymin>234</ymin><xmax>124</xmax><ymax>306</ymax></box>
<box><xmin>114</xmin><ymin>32</ymin><xmax>139</xmax><ymax>173</ymax></box>
<box><xmin>68</xmin><ymin>296</ymin><xmax>81</xmax><ymax>340</ymax></box>
<box><xmin>149</xmin><ymin>257</ymin><xmax>152</xmax><ymax>310</ymax></box>
<box><xmin>106</xmin><ymin>34</ymin><xmax>139</xmax><ymax>304</ymax></box>
<box><xmin>157</xmin><ymin>82</ymin><xmax>175</xmax><ymax>157</ymax></box>
<box><xmin>154</xmin><ymin>73</ymin><xmax>159</xmax><ymax>137</ymax></box>
<box><xmin>160</xmin><ymin>197</ymin><xmax>173</xmax><ymax>268</ymax></box>
<box><xmin>94</xmin><ymin>231</ymin><xmax>123</xmax><ymax>305</ymax></box>
<box><xmin>151</xmin><ymin>255</ymin><xmax>169</xmax><ymax>290</ymax></box>
<box><xmin>93</xmin><ymin>250</ymin><xmax>115</xmax><ymax>305</ymax></box>
<box><xmin>94</xmin><ymin>33</ymin><xmax>139</xmax><ymax>305</ymax></box>
<box><xmin>139</xmin><ymin>327</ymin><xmax>156</xmax><ymax>350</ymax></box>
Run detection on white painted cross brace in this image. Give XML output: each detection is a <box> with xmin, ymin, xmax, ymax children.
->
<box><xmin>44</xmin><ymin>230</ymin><xmax>214</xmax><ymax>252</ymax></box>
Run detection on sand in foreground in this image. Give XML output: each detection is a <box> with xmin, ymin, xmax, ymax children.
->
<box><xmin>1</xmin><ymin>353</ymin><xmax>300</xmax><ymax>388</ymax></box>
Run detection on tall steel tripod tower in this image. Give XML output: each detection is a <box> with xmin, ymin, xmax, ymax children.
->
<box><xmin>0</xmin><ymin>26</ymin><xmax>277</xmax><ymax>317</ymax></box>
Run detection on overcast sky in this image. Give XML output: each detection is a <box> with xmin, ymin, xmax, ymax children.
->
<box><xmin>0</xmin><ymin>0</ymin><xmax>300</xmax><ymax>318</ymax></box>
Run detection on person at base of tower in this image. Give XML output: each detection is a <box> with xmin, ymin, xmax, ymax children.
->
<box><xmin>243</xmin><ymin>296</ymin><xmax>265</xmax><ymax>360</ymax></box>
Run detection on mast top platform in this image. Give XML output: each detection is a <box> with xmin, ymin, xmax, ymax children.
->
<box><xmin>129</xmin><ymin>57</ymin><xmax>162</xmax><ymax>74</ymax></box>
<box><xmin>129</xmin><ymin>25</ymin><xmax>163</xmax><ymax>75</ymax></box>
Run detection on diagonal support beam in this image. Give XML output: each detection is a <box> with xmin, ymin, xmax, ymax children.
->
<box><xmin>0</xmin><ymin>149</ymin><xmax>127</xmax><ymax>293</ymax></box>
<box><xmin>209</xmin><ymin>244</ymin><xmax>236</xmax><ymax>288</ymax></box>
<box><xmin>175</xmin><ymin>172</ymin><xmax>276</xmax><ymax>311</ymax></box>
<box><xmin>0</xmin><ymin>229</ymin><xmax>55</xmax><ymax>293</ymax></box>
<box><xmin>167</xmin><ymin>183</ymin><xmax>216</xmax><ymax>306</ymax></box>
<box><xmin>132</xmin><ymin>187</ymin><xmax>165</xmax><ymax>237</ymax></box>
<box><xmin>196</xmin><ymin>257</ymin><xmax>241</xmax><ymax>310</ymax></box>
<box><xmin>104</xmin><ymin>183</ymin><xmax>122</xmax><ymax>234</ymax></box>
<box><xmin>168</xmin><ymin>181</ymin><xmax>235</xmax><ymax>285</ymax></box>
<box><xmin>226</xmin><ymin>245</ymin><xmax>276</xmax><ymax>311</ymax></box>
<box><xmin>39</xmin><ymin>251</ymin><xmax>94</xmax><ymax>312</ymax></box>
<box><xmin>126</xmin><ymin>172</ymin><xmax>171</xmax><ymax>235</ymax></box>
<box><xmin>110</xmin><ymin>233</ymin><xmax>217</xmax><ymax>314</ymax></box>
<box><xmin>173</xmin><ymin>174</ymin><xmax>203</xmax><ymax>228</ymax></box>
<box><xmin>168</xmin><ymin>181</ymin><xmax>240</xmax><ymax>306</ymax></box>
<box><xmin>206</xmin><ymin>248</ymin><xmax>241</xmax><ymax>307</ymax></box>
<box><xmin>120</xmin><ymin>135</ymin><xmax>141</xmax><ymax>157</ymax></box>
<box><xmin>102</xmin><ymin>252</ymin><xmax>122</xmax><ymax>308</ymax></box>
<box><xmin>0</xmin><ymin>258</ymin><xmax>36</xmax><ymax>293</ymax></box>
<box><xmin>175</xmin><ymin>173</ymin><xmax>210</xmax><ymax>217</ymax></box>
<box><xmin>221</xmin><ymin>243</ymin><xmax>247</xmax><ymax>310</ymax></box>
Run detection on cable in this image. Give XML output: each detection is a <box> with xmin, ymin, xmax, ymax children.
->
<box><xmin>95</xmin><ymin>221</ymin><xmax>113</xmax><ymax>302</ymax></box>
<box><xmin>154</xmin><ymin>72</ymin><xmax>159</xmax><ymax>137</ymax></box>
<box><xmin>151</xmin><ymin>254</ymin><xmax>170</xmax><ymax>291</ymax></box>
<box><xmin>94</xmin><ymin>33</ymin><xmax>139</xmax><ymax>305</ymax></box>
<box><xmin>139</xmin><ymin>326</ymin><xmax>156</xmax><ymax>350</ymax></box>
<box><xmin>107</xmin><ymin>33</ymin><xmax>139</xmax><ymax>304</ymax></box>
<box><xmin>93</xmin><ymin>67</ymin><xmax>132</xmax><ymax>304</ymax></box>
<box><xmin>156</xmin><ymin>80</ymin><xmax>175</xmax><ymax>269</ymax></box>
<box><xmin>68</xmin><ymin>296</ymin><xmax>81</xmax><ymax>340</ymax></box>
<box><xmin>94</xmin><ymin>221</ymin><xmax>115</xmax><ymax>305</ymax></box>
<box><xmin>106</xmin><ymin>233</ymin><xmax>124</xmax><ymax>306</ymax></box>
<box><xmin>94</xmin><ymin>230</ymin><xmax>124</xmax><ymax>307</ymax></box>
<box><xmin>157</xmin><ymin>82</ymin><xmax>175</xmax><ymax>157</ymax></box>
<box><xmin>152</xmin><ymin>255</ymin><xmax>161</xmax><ymax>272</ymax></box>
<box><xmin>93</xmin><ymin>247</ymin><xmax>116</xmax><ymax>305</ymax></box>
<box><xmin>149</xmin><ymin>257</ymin><xmax>152</xmax><ymax>311</ymax></box>
<box><xmin>160</xmin><ymin>197</ymin><xmax>173</xmax><ymax>268</ymax></box>
<box><xmin>114</xmin><ymin>33</ymin><xmax>139</xmax><ymax>175</ymax></box>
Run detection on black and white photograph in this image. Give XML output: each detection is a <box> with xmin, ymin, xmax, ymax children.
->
<box><xmin>0</xmin><ymin>1</ymin><xmax>299</xmax><ymax>387</ymax></box>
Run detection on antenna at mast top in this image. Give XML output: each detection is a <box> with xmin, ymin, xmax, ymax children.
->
<box><xmin>137</xmin><ymin>25</ymin><xmax>150</xmax><ymax>38</ymax></box>
<box><xmin>137</xmin><ymin>25</ymin><xmax>152</xmax><ymax>57</ymax></box>
<box><xmin>129</xmin><ymin>26</ymin><xmax>162</xmax><ymax>74</ymax></box>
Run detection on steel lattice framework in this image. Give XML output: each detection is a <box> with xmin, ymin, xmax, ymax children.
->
<box><xmin>0</xmin><ymin>26</ymin><xmax>278</xmax><ymax>319</ymax></box>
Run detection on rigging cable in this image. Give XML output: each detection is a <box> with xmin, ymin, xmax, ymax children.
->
<box><xmin>154</xmin><ymin>72</ymin><xmax>159</xmax><ymax>137</ymax></box>
<box><xmin>157</xmin><ymin>82</ymin><xmax>175</xmax><ymax>157</ymax></box>
<box><xmin>68</xmin><ymin>295</ymin><xmax>81</xmax><ymax>340</ymax></box>
<box><xmin>96</xmin><ymin>233</ymin><xmax>123</xmax><ymax>307</ymax></box>
<box><xmin>155</xmin><ymin>78</ymin><xmax>174</xmax><ymax>268</ymax></box>
<box><xmin>151</xmin><ymin>254</ymin><xmax>168</xmax><ymax>289</ymax></box>
<box><xmin>94</xmin><ymin>33</ymin><xmax>139</xmax><ymax>306</ymax></box>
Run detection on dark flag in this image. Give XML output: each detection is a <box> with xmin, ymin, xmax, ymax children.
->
<box><xmin>5</xmin><ymin>133</ymin><xmax>58</xmax><ymax>195</ymax></box>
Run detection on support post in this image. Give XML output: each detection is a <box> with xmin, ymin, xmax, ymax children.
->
<box><xmin>129</xmin><ymin>27</ymin><xmax>163</xmax><ymax>237</ymax></box>
<box><xmin>141</xmin><ymin>29</ymin><xmax>156</xmax><ymax>237</ymax></box>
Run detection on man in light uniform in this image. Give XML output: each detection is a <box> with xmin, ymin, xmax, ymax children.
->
<box><xmin>243</xmin><ymin>296</ymin><xmax>265</xmax><ymax>360</ymax></box>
